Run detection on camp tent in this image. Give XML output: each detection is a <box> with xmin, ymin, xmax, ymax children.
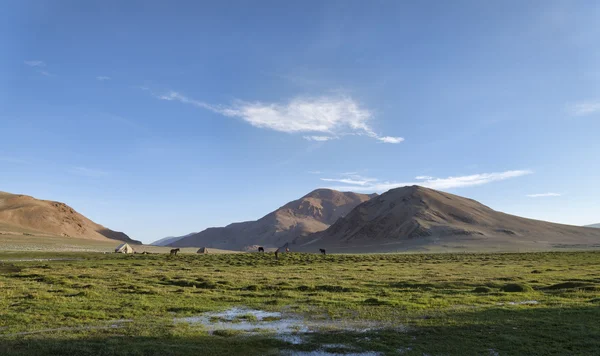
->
<box><xmin>115</xmin><ymin>243</ymin><xmax>134</xmax><ymax>254</ymax></box>
<box><xmin>197</xmin><ymin>247</ymin><xmax>209</xmax><ymax>254</ymax></box>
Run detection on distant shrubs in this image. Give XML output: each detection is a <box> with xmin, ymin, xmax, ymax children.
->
<box><xmin>294</xmin><ymin>284</ymin><xmax>355</xmax><ymax>292</ymax></box>
<box><xmin>162</xmin><ymin>278</ymin><xmax>218</xmax><ymax>289</ymax></box>
<box><xmin>473</xmin><ymin>286</ymin><xmax>492</xmax><ymax>293</ymax></box>
<box><xmin>501</xmin><ymin>283</ymin><xmax>533</xmax><ymax>293</ymax></box>
<box><xmin>363</xmin><ymin>297</ymin><xmax>392</xmax><ymax>305</ymax></box>
<box><xmin>314</xmin><ymin>285</ymin><xmax>355</xmax><ymax>293</ymax></box>
<box><xmin>212</xmin><ymin>329</ymin><xmax>244</xmax><ymax>337</ymax></box>
<box><xmin>542</xmin><ymin>282</ymin><xmax>597</xmax><ymax>291</ymax></box>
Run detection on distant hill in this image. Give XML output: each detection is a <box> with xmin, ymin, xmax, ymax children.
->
<box><xmin>586</xmin><ymin>223</ymin><xmax>600</xmax><ymax>228</ymax></box>
<box><xmin>0</xmin><ymin>191</ymin><xmax>140</xmax><ymax>244</ymax></box>
<box><xmin>151</xmin><ymin>233</ymin><xmax>196</xmax><ymax>246</ymax></box>
<box><xmin>169</xmin><ymin>189</ymin><xmax>376</xmax><ymax>250</ymax></box>
<box><xmin>291</xmin><ymin>186</ymin><xmax>600</xmax><ymax>253</ymax></box>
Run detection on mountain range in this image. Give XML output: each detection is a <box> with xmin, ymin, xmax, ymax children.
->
<box><xmin>150</xmin><ymin>233</ymin><xmax>196</xmax><ymax>246</ymax></box>
<box><xmin>290</xmin><ymin>186</ymin><xmax>600</xmax><ymax>252</ymax></box>
<box><xmin>585</xmin><ymin>223</ymin><xmax>600</xmax><ymax>228</ymax></box>
<box><xmin>0</xmin><ymin>191</ymin><xmax>140</xmax><ymax>244</ymax></box>
<box><xmin>165</xmin><ymin>186</ymin><xmax>600</xmax><ymax>252</ymax></box>
<box><xmin>167</xmin><ymin>189</ymin><xmax>375</xmax><ymax>250</ymax></box>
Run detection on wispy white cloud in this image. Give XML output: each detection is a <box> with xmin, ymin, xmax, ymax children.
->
<box><xmin>415</xmin><ymin>175</ymin><xmax>434</xmax><ymax>180</ymax></box>
<box><xmin>24</xmin><ymin>60</ymin><xmax>45</xmax><ymax>67</ymax></box>
<box><xmin>321</xmin><ymin>176</ymin><xmax>378</xmax><ymax>186</ymax></box>
<box><xmin>526</xmin><ymin>192</ymin><xmax>561</xmax><ymax>198</ymax></box>
<box><xmin>69</xmin><ymin>167</ymin><xmax>109</xmax><ymax>177</ymax></box>
<box><xmin>155</xmin><ymin>91</ymin><xmax>403</xmax><ymax>144</ymax></box>
<box><xmin>96</xmin><ymin>76</ymin><xmax>111</xmax><ymax>81</ymax></box>
<box><xmin>303</xmin><ymin>135</ymin><xmax>336</xmax><ymax>142</ymax></box>
<box><xmin>157</xmin><ymin>91</ymin><xmax>221</xmax><ymax>112</ymax></box>
<box><xmin>376</xmin><ymin>136</ymin><xmax>404</xmax><ymax>144</ymax></box>
<box><xmin>24</xmin><ymin>60</ymin><xmax>55</xmax><ymax>76</ymax></box>
<box><xmin>307</xmin><ymin>170</ymin><xmax>322</xmax><ymax>174</ymax></box>
<box><xmin>568</xmin><ymin>100</ymin><xmax>600</xmax><ymax>116</ymax></box>
<box><xmin>323</xmin><ymin>170</ymin><xmax>533</xmax><ymax>192</ymax></box>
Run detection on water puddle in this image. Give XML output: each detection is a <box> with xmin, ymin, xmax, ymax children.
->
<box><xmin>497</xmin><ymin>300</ymin><xmax>539</xmax><ymax>306</ymax></box>
<box><xmin>174</xmin><ymin>307</ymin><xmax>402</xmax><ymax>354</ymax></box>
<box><xmin>174</xmin><ymin>307</ymin><xmax>393</xmax><ymax>335</ymax></box>
<box><xmin>175</xmin><ymin>307</ymin><xmax>308</xmax><ymax>334</ymax></box>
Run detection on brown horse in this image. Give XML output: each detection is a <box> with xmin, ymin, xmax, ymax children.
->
<box><xmin>170</xmin><ymin>248</ymin><xmax>180</xmax><ymax>256</ymax></box>
<box><xmin>258</xmin><ymin>247</ymin><xmax>265</xmax><ymax>253</ymax></box>
<box><xmin>319</xmin><ymin>248</ymin><xmax>326</xmax><ymax>255</ymax></box>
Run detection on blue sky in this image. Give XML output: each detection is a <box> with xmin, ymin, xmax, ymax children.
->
<box><xmin>1</xmin><ymin>1</ymin><xmax>599</xmax><ymax>243</ymax></box>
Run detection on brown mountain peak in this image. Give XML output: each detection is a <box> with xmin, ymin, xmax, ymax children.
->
<box><xmin>0</xmin><ymin>190</ymin><xmax>139</xmax><ymax>244</ymax></box>
<box><xmin>292</xmin><ymin>186</ymin><xmax>600</xmax><ymax>253</ymax></box>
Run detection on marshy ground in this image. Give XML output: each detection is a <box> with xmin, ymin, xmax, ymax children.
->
<box><xmin>0</xmin><ymin>251</ymin><xmax>599</xmax><ymax>355</ymax></box>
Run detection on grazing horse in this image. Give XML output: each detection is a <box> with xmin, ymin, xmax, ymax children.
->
<box><xmin>274</xmin><ymin>248</ymin><xmax>280</xmax><ymax>260</ymax></box>
<box><xmin>319</xmin><ymin>248</ymin><xmax>326</xmax><ymax>255</ymax></box>
<box><xmin>170</xmin><ymin>248</ymin><xmax>180</xmax><ymax>256</ymax></box>
<box><xmin>285</xmin><ymin>247</ymin><xmax>290</xmax><ymax>253</ymax></box>
<box><xmin>258</xmin><ymin>247</ymin><xmax>265</xmax><ymax>253</ymax></box>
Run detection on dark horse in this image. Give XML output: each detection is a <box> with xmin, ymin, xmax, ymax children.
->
<box><xmin>258</xmin><ymin>247</ymin><xmax>265</xmax><ymax>253</ymax></box>
<box><xmin>319</xmin><ymin>248</ymin><xmax>326</xmax><ymax>255</ymax></box>
<box><xmin>170</xmin><ymin>248</ymin><xmax>180</xmax><ymax>256</ymax></box>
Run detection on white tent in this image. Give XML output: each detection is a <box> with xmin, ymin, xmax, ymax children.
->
<box><xmin>115</xmin><ymin>243</ymin><xmax>134</xmax><ymax>254</ymax></box>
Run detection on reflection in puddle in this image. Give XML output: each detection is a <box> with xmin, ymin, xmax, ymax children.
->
<box><xmin>174</xmin><ymin>307</ymin><xmax>398</xmax><ymax>355</ymax></box>
<box><xmin>175</xmin><ymin>307</ymin><xmax>308</xmax><ymax>334</ymax></box>
<box><xmin>174</xmin><ymin>307</ymin><xmax>390</xmax><ymax>335</ymax></box>
<box><xmin>497</xmin><ymin>300</ymin><xmax>539</xmax><ymax>305</ymax></box>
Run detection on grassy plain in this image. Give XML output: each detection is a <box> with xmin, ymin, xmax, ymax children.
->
<box><xmin>1</xmin><ymin>251</ymin><xmax>599</xmax><ymax>355</ymax></box>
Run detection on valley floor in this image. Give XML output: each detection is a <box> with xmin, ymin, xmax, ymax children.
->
<box><xmin>0</xmin><ymin>251</ymin><xmax>599</xmax><ymax>355</ymax></box>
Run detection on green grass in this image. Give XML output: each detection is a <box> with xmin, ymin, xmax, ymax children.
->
<box><xmin>1</xmin><ymin>251</ymin><xmax>599</xmax><ymax>355</ymax></box>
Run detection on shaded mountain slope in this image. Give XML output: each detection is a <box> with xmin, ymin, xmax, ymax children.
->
<box><xmin>169</xmin><ymin>189</ymin><xmax>376</xmax><ymax>250</ymax></box>
<box><xmin>151</xmin><ymin>233</ymin><xmax>196</xmax><ymax>246</ymax></box>
<box><xmin>291</xmin><ymin>186</ymin><xmax>600</xmax><ymax>252</ymax></box>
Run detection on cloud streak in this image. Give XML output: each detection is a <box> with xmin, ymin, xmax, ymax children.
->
<box><xmin>568</xmin><ymin>100</ymin><xmax>600</xmax><ymax>116</ymax></box>
<box><xmin>24</xmin><ymin>60</ymin><xmax>45</xmax><ymax>67</ymax></box>
<box><xmin>156</xmin><ymin>91</ymin><xmax>403</xmax><ymax>144</ymax></box>
<box><xmin>526</xmin><ymin>192</ymin><xmax>561</xmax><ymax>198</ymax></box>
<box><xmin>96</xmin><ymin>76</ymin><xmax>111</xmax><ymax>81</ymax></box>
<box><xmin>321</xmin><ymin>176</ymin><xmax>378</xmax><ymax>186</ymax></box>
<box><xmin>322</xmin><ymin>170</ymin><xmax>533</xmax><ymax>192</ymax></box>
<box><xmin>24</xmin><ymin>60</ymin><xmax>55</xmax><ymax>76</ymax></box>
<box><xmin>303</xmin><ymin>135</ymin><xmax>336</xmax><ymax>142</ymax></box>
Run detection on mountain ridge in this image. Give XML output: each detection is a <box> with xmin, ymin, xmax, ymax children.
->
<box><xmin>291</xmin><ymin>185</ymin><xmax>600</xmax><ymax>252</ymax></box>
<box><xmin>169</xmin><ymin>189</ymin><xmax>376</xmax><ymax>250</ymax></box>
